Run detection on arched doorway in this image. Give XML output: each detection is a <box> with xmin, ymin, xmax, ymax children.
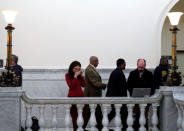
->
<box><xmin>161</xmin><ymin>0</ymin><xmax>184</xmax><ymax>84</ymax></box>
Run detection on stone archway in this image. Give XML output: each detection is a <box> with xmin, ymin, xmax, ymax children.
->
<box><xmin>158</xmin><ymin>0</ymin><xmax>184</xmax><ymax>84</ymax></box>
<box><xmin>155</xmin><ymin>0</ymin><xmax>180</xmax><ymax>65</ymax></box>
<box><xmin>161</xmin><ymin>0</ymin><xmax>184</xmax><ymax>56</ymax></box>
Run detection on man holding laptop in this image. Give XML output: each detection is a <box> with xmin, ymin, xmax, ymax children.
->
<box><xmin>127</xmin><ymin>58</ymin><xmax>154</xmax><ymax>131</ymax></box>
<box><xmin>127</xmin><ymin>58</ymin><xmax>154</xmax><ymax>96</ymax></box>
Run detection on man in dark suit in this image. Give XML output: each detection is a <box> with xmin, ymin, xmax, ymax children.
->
<box><xmin>106</xmin><ymin>58</ymin><xmax>128</xmax><ymax>131</ymax></box>
<box><xmin>127</xmin><ymin>59</ymin><xmax>154</xmax><ymax>96</ymax></box>
<box><xmin>11</xmin><ymin>54</ymin><xmax>23</xmax><ymax>86</ymax></box>
<box><xmin>127</xmin><ymin>58</ymin><xmax>154</xmax><ymax>131</ymax></box>
<box><xmin>84</xmin><ymin>56</ymin><xmax>106</xmax><ymax>131</ymax></box>
<box><xmin>154</xmin><ymin>57</ymin><xmax>169</xmax><ymax>90</ymax></box>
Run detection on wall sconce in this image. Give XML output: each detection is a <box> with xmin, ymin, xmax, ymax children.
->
<box><xmin>167</xmin><ymin>12</ymin><xmax>183</xmax><ymax>85</ymax></box>
<box><xmin>1</xmin><ymin>10</ymin><xmax>18</xmax><ymax>71</ymax></box>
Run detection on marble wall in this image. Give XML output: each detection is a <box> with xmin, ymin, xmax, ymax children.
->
<box><xmin>0</xmin><ymin>88</ymin><xmax>22</xmax><ymax>131</ymax></box>
<box><xmin>22</xmin><ymin>68</ymin><xmax>154</xmax><ymax>97</ymax></box>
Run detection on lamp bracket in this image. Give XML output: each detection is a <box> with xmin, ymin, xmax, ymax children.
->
<box><xmin>5</xmin><ymin>24</ymin><xmax>15</xmax><ymax>31</ymax></box>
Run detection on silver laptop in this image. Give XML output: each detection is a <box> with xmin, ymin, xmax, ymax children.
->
<box><xmin>132</xmin><ymin>88</ymin><xmax>151</xmax><ymax>97</ymax></box>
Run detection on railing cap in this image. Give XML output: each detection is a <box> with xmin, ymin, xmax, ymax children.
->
<box><xmin>21</xmin><ymin>91</ymin><xmax>162</xmax><ymax>105</ymax></box>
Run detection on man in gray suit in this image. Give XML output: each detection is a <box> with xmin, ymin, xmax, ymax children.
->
<box><xmin>84</xmin><ymin>56</ymin><xmax>106</xmax><ymax>130</ymax></box>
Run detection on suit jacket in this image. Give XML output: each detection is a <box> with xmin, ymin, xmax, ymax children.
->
<box><xmin>127</xmin><ymin>69</ymin><xmax>154</xmax><ymax>96</ymax></box>
<box><xmin>12</xmin><ymin>64</ymin><xmax>23</xmax><ymax>86</ymax></box>
<box><xmin>153</xmin><ymin>64</ymin><xmax>168</xmax><ymax>89</ymax></box>
<box><xmin>84</xmin><ymin>64</ymin><xmax>106</xmax><ymax>97</ymax></box>
<box><xmin>106</xmin><ymin>68</ymin><xmax>127</xmax><ymax>97</ymax></box>
<box><xmin>65</xmin><ymin>73</ymin><xmax>85</xmax><ymax>97</ymax></box>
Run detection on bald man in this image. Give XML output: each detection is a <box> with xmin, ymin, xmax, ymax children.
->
<box><xmin>84</xmin><ymin>56</ymin><xmax>106</xmax><ymax>131</ymax></box>
<box><xmin>127</xmin><ymin>59</ymin><xmax>154</xmax><ymax>96</ymax></box>
<box><xmin>84</xmin><ymin>56</ymin><xmax>106</xmax><ymax>97</ymax></box>
<box><xmin>127</xmin><ymin>59</ymin><xmax>154</xmax><ymax>131</ymax></box>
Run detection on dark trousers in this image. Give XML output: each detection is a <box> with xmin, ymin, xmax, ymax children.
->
<box><xmin>133</xmin><ymin>105</ymin><xmax>149</xmax><ymax>131</ymax></box>
<box><xmin>70</xmin><ymin>105</ymin><xmax>89</xmax><ymax>131</ymax></box>
<box><xmin>108</xmin><ymin>104</ymin><xmax>128</xmax><ymax>131</ymax></box>
<box><xmin>95</xmin><ymin>104</ymin><xmax>103</xmax><ymax>131</ymax></box>
<box><xmin>84</xmin><ymin>104</ymin><xmax>103</xmax><ymax>131</ymax></box>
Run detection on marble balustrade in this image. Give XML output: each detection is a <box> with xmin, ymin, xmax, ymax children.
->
<box><xmin>21</xmin><ymin>91</ymin><xmax>161</xmax><ymax>131</ymax></box>
<box><xmin>173</xmin><ymin>88</ymin><xmax>184</xmax><ymax>131</ymax></box>
<box><xmin>0</xmin><ymin>86</ymin><xmax>184</xmax><ymax>131</ymax></box>
<box><xmin>21</xmin><ymin>86</ymin><xmax>184</xmax><ymax>131</ymax></box>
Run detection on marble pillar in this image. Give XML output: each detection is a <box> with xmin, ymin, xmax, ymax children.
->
<box><xmin>159</xmin><ymin>86</ymin><xmax>183</xmax><ymax>131</ymax></box>
<box><xmin>0</xmin><ymin>87</ymin><xmax>22</xmax><ymax>131</ymax></box>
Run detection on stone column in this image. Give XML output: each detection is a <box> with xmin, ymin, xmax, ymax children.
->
<box><xmin>0</xmin><ymin>87</ymin><xmax>22</xmax><ymax>130</ymax></box>
<box><xmin>159</xmin><ymin>86</ymin><xmax>178</xmax><ymax>131</ymax></box>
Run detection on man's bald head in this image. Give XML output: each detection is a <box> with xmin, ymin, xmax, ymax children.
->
<box><xmin>90</xmin><ymin>56</ymin><xmax>99</xmax><ymax>67</ymax></box>
<box><xmin>137</xmin><ymin>58</ymin><xmax>146</xmax><ymax>72</ymax></box>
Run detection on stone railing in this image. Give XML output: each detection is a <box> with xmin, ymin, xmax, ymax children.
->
<box><xmin>173</xmin><ymin>88</ymin><xmax>184</xmax><ymax>131</ymax></box>
<box><xmin>0</xmin><ymin>86</ymin><xmax>184</xmax><ymax>131</ymax></box>
<box><xmin>21</xmin><ymin>91</ymin><xmax>162</xmax><ymax>131</ymax></box>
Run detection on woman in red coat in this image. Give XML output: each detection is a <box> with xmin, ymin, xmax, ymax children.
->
<box><xmin>65</xmin><ymin>61</ymin><xmax>88</xmax><ymax>131</ymax></box>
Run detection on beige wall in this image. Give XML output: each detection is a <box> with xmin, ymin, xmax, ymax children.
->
<box><xmin>161</xmin><ymin>0</ymin><xmax>184</xmax><ymax>84</ymax></box>
<box><xmin>0</xmin><ymin>0</ymin><xmax>180</xmax><ymax>69</ymax></box>
<box><xmin>161</xmin><ymin>16</ymin><xmax>184</xmax><ymax>55</ymax></box>
<box><xmin>162</xmin><ymin>0</ymin><xmax>184</xmax><ymax>56</ymax></box>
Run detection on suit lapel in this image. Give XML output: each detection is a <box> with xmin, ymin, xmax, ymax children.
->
<box><xmin>89</xmin><ymin>65</ymin><xmax>101</xmax><ymax>80</ymax></box>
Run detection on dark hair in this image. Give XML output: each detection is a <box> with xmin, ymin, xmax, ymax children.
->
<box><xmin>160</xmin><ymin>57</ymin><xmax>168</xmax><ymax>65</ymax></box>
<box><xmin>116</xmin><ymin>58</ymin><xmax>125</xmax><ymax>67</ymax></box>
<box><xmin>68</xmin><ymin>61</ymin><xmax>81</xmax><ymax>80</ymax></box>
<box><xmin>12</xmin><ymin>54</ymin><xmax>18</xmax><ymax>64</ymax></box>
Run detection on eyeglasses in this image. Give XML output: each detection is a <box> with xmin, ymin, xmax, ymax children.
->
<box><xmin>138</xmin><ymin>66</ymin><xmax>144</xmax><ymax>69</ymax></box>
<box><xmin>73</xmin><ymin>67</ymin><xmax>81</xmax><ymax>71</ymax></box>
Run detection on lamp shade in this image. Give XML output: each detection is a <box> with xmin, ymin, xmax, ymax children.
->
<box><xmin>1</xmin><ymin>10</ymin><xmax>18</xmax><ymax>24</ymax></box>
<box><xmin>167</xmin><ymin>12</ymin><xmax>183</xmax><ymax>26</ymax></box>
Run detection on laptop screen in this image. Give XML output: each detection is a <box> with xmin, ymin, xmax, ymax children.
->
<box><xmin>132</xmin><ymin>88</ymin><xmax>151</xmax><ymax>97</ymax></box>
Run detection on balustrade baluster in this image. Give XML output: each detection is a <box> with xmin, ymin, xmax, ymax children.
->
<box><xmin>139</xmin><ymin>104</ymin><xmax>147</xmax><ymax>131</ymax></box>
<box><xmin>25</xmin><ymin>104</ymin><xmax>33</xmax><ymax>131</ymax></box>
<box><xmin>89</xmin><ymin>104</ymin><xmax>97</xmax><ymax>131</ymax></box>
<box><xmin>176</xmin><ymin>104</ymin><xmax>182</xmax><ymax>131</ymax></box>
<box><xmin>127</xmin><ymin>104</ymin><xmax>134</xmax><ymax>131</ymax></box>
<box><xmin>102</xmin><ymin>104</ymin><xmax>110</xmax><ymax>131</ymax></box>
<box><xmin>65</xmin><ymin>104</ymin><xmax>71</xmax><ymax>131</ymax></box>
<box><xmin>114</xmin><ymin>104</ymin><xmax>122</xmax><ymax>131</ymax></box>
<box><xmin>39</xmin><ymin>105</ymin><xmax>46</xmax><ymax>131</ymax></box>
<box><xmin>51</xmin><ymin>105</ymin><xmax>58</xmax><ymax>131</ymax></box>
<box><xmin>77</xmin><ymin>104</ymin><xmax>84</xmax><ymax>131</ymax></box>
<box><xmin>151</xmin><ymin>103</ymin><xmax>159</xmax><ymax>131</ymax></box>
<box><xmin>181</xmin><ymin>106</ymin><xmax>184</xmax><ymax>130</ymax></box>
